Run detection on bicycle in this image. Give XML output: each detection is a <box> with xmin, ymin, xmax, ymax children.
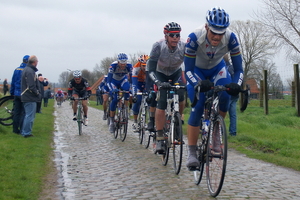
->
<box><xmin>0</xmin><ymin>96</ymin><xmax>14</xmax><ymax>126</ymax></box>
<box><xmin>73</xmin><ymin>97</ymin><xmax>86</xmax><ymax>135</ymax></box>
<box><xmin>135</xmin><ymin>91</ymin><xmax>153</xmax><ymax>148</ymax></box>
<box><xmin>155</xmin><ymin>82</ymin><xmax>185</xmax><ymax>175</ymax></box>
<box><xmin>56</xmin><ymin>96</ymin><xmax>63</xmax><ymax>107</ymax></box>
<box><xmin>112</xmin><ymin>90</ymin><xmax>129</xmax><ymax>142</ymax></box>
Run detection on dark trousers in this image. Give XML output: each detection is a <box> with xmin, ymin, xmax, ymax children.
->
<box><xmin>36</xmin><ymin>102</ymin><xmax>42</xmax><ymax>113</ymax></box>
<box><xmin>13</xmin><ymin>96</ymin><xmax>24</xmax><ymax>133</ymax></box>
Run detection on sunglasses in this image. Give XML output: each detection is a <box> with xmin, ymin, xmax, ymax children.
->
<box><xmin>209</xmin><ymin>29</ymin><xmax>226</xmax><ymax>36</ymax></box>
<box><xmin>168</xmin><ymin>33</ymin><xmax>180</xmax><ymax>38</ymax></box>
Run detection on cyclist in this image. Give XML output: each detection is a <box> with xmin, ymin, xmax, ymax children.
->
<box><xmin>148</xmin><ymin>22</ymin><xmax>186</xmax><ymax>154</ymax></box>
<box><xmin>131</xmin><ymin>54</ymin><xmax>149</xmax><ymax>132</ymax></box>
<box><xmin>68</xmin><ymin>70</ymin><xmax>92</xmax><ymax>126</ymax></box>
<box><xmin>107</xmin><ymin>53</ymin><xmax>132</xmax><ymax>133</ymax></box>
<box><xmin>99</xmin><ymin>75</ymin><xmax>109</xmax><ymax>120</ymax></box>
<box><xmin>184</xmin><ymin>7</ymin><xmax>244</xmax><ymax>168</ymax></box>
<box><xmin>55</xmin><ymin>89</ymin><xmax>64</xmax><ymax>105</ymax></box>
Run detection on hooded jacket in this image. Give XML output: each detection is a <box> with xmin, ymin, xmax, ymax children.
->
<box><xmin>21</xmin><ymin>64</ymin><xmax>41</xmax><ymax>102</ymax></box>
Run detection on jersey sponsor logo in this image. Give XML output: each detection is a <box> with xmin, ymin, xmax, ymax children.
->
<box><xmin>186</xmin><ymin>71</ymin><xmax>197</xmax><ymax>83</ymax></box>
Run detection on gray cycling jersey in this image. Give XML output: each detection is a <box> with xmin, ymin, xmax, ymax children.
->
<box><xmin>148</xmin><ymin>39</ymin><xmax>185</xmax><ymax>76</ymax></box>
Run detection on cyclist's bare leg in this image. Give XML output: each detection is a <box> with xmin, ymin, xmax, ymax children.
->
<box><xmin>179</xmin><ymin>100</ymin><xmax>185</xmax><ymax>116</ymax></box>
<box><xmin>82</xmin><ymin>100</ymin><xmax>88</xmax><ymax>117</ymax></box>
<box><xmin>72</xmin><ymin>94</ymin><xmax>79</xmax><ymax>114</ymax></box>
<box><xmin>219</xmin><ymin>111</ymin><xmax>226</xmax><ymax>118</ymax></box>
<box><xmin>155</xmin><ymin>108</ymin><xmax>165</xmax><ymax>139</ymax></box>
<box><xmin>103</xmin><ymin>94</ymin><xmax>108</xmax><ymax>111</ymax></box>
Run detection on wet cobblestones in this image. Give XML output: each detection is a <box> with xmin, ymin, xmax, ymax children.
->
<box><xmin>53</xmin><ymin>103</ymin><xmax>300</xmax><ymax>199</ymax></box>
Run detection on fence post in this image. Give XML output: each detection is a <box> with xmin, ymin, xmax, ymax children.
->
<box><xmin>263</xmin><ymin>70</ymin><xmax>268</xmax><ymax>115</ymax></box>
<box><xmin>260</xmin><ymin>80</ymin><xmax>263</xmax><ymax>107</ymax></box>
<box><xmin>294</xmin><ymin>64</ymin><xmax>300</xmax><ymax>116</ymax></box>
<box><xmin>292</xmin><ymin>81</ymin><xmax>295</xmax><ymax>107</ymax></box>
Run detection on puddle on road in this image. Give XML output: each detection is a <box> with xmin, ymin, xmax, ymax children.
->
<box><xmin>53</xmin><ymin>110</ymin><xmax>75</xmax><ymax>199</ymax></box>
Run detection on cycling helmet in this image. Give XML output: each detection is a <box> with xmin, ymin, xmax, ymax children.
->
<box><xmin>117</xmin><ymin>53</ymin><xmax>128</xmax><ymax>64</ymax></box>
<box><xmin>163</xmin><ymin>22</ymin><xmax>181</xmax><ymax>34</ymax></box>
<box><xmin>73</xmin><ymin>70</ymin><xmax>82</xmax><ymax>78</ymax></box>
<box><xmin>23</xmin><ymin>55</ymin><xmax>30</xmax><ymax>63</ymax></box>
<box><xmin>138</xmin><ymin>55</ymin><xmax>149</xmax><ymax>65</ymax></box>
<box><xmin>57</xmin><ymin>89</ymin><xmax>62</xmax><ymax>94</ymax></box>
<box><xmin>206</xmin><ymin>7</ymin><xmax>230</xmax><ymax>34</ymax></box>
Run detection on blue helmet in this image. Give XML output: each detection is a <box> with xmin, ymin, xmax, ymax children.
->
<box><xmin>206</xmin><ymin>7</ymin><xmax>230</xmax><ymax>34</ymax></box>
<box><xmin>23</xmin><ymin>55</ymin><xmax>30</xmax><ymax>63</ymax></box>
<box><xmin>117</xmin><ymin>53</ymin><xmax>128</xmax><ymax>64</ymax></box>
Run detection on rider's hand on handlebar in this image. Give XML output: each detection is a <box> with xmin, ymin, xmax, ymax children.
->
<box><xmin>132</xmin><ymin>94</ymin><xmax>137</xmax><ymax>103</ymax></box>
<box><xmin>194</xmin><ymin>80</ymin><xmax>214</xmax><ymax>92</ymax></box>
<box><xmin>159</xmin><ymin>82</ymin><xmax>172</xmax><ymax>89</ymax></box>
<box><xmin>225</xmin><ymin>83</ymin><xmax>241</xmax><ymax>96</ymax></box>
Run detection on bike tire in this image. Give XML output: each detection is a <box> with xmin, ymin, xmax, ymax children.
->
<box><xmin>161</xmin><ymin>115</ymin><xmax>171</xmax><ymax>166</ymax></box>
<box><xmin>77</xmin><ymin>105</ymin><xmax>83</xmax><ymax>135</ymax></box>
<box><xmin>137</xmin><ymin>106</ymin><xmax>144</xmax><ymax>144</ymax></box>
<box><xmin>142</xmin><ymin>107</ymin><xmax>150</xmax><ymax>149</ymax></box>
<box><xmin>119</xmin><ymin>107</ymin><xmax>128</xmax><ymax>142</ymax></box>
<box><xmin>106</xmin><ymin>102</ymin><xmax>111</xmax><ymax>126</ymax></box>
<box><xmin>172</xmin><ymin>112</ymin><xmax>183</xmax><ymax>175</ymax></box>
<box><xmin>206</xmin><ymin>115</ymin><xmax>227</xmax><ymax>197</ymax></box>
<box><xmin>0</xmin><ymin>96</ymin><xmax>14</xmax><ymax>126</ymax></box>
<box><xmin>194</xmin><ymin>134</ymin><xmax>206</xmax><ymax>185</ymax></box>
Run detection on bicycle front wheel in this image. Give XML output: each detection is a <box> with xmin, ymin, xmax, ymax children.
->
<box><xmin>172</xmin><ymin>112</ymin><xmax>183</xmax><ymax>175</ymax></box>
<box><xmin>77</xmin><ymin>106</ymin><xmax>83</xmax><ymax>135</ymax></box>
<box><xmin>119</xmin><ymin>107</ymin><xmax>128</xmax><ymax>142</ymax></box>
<box><xmin>206</xmin><ymin>115</ymin><xmax>227</xmax><ymax>197</ymax></box>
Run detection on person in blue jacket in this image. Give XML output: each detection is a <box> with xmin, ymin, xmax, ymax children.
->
<box><xmin>10</xmin><ymin>55</ymin><xmax>29</xmax><ymax>134</ymax></box>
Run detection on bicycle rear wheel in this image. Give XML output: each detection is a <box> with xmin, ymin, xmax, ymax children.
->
<box><xmin>206</xmin><ymin>115</ymin><xmax>227</xmax><ymax>197</ymax></box>
<box><xmin>0</xmin><ymin>96</ymin><xmax>14</xmax><ymax>126</ymax></box>
<box><xmin>119</xmin><ymin>107</ymin><xmax>128</xmax><ymax>142</ymax></box>
<box><xmin>172</xmin><ymin>112</ymin><xmax>183</xmax><ymax>175</ymax></box>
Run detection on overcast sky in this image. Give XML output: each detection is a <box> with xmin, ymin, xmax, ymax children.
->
<box><xmin>0</xmin><ymin>0</ymin><xmax>293</xmax><ymax>84</ymax></box>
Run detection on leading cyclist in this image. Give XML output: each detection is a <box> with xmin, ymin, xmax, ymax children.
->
<box><xmin>148</xmin><ymin>22</ymin><xmax>186</xmax><ymax>154</ymax></box>
<box><xmin>68</xmin><ymin>70</ymin><xmax>91</xmax><ymax>126</ymax></box>
<box><xmin>184</xmin><ymin>7</ymin><xmax>244</xmax><ymax>168</ymax></box>
<box><xmin>107</xmin><ymin>53</ymin><xmax>133</xmax><ymax>133</ymax></box>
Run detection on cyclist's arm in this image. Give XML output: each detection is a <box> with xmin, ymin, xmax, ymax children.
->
<box><xmin>107</xmin><ymin>66</ymin><xmax>114</xmax><ymax>91</ymax></box>
<box><xmin>148</xmin><ymin>42</ymin><xmax>160</xmax><ymax>83</ymax></box>
<box><xmin>229</xmin><ymin>33</ymin><xmax>244</xmax><ymax>86</ymax></box>
<box><xmin>184</xmin><ymin>32</ymin><xmax>199</xmax><ymax>88</ymax></box>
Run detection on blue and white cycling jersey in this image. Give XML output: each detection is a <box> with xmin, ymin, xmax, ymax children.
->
<box><xmin>184</xmin><ymin>25</ymin><xmax>244</xmax><ymax>127</ymax></box>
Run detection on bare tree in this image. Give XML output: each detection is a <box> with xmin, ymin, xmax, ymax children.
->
<box><xmin>254</xmin><ymin>0</ymin><xmax>300</xmax><ymax>63</ymax></box>
<box><xmin>229</xmin><ymin>20</ymin><xmax>277</xmax><ymax>82</ymax></box>
<box><xmin>59</xmin><ymin>71</ymin><xmax>72</xmax><ymax>88</ymax></box>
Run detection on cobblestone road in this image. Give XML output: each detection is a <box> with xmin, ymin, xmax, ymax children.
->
<box><xmin>52</xmin><ymin>103</ymin><xmax>300</xmax><ymax>200</ymax></box>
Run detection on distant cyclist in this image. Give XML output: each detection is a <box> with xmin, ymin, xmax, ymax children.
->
<box><xmin>107</xmin><ymin>53</ymin><xmax>133</xmax><ymax>133</ymax></box>
<box><xmin>68</xmin><ymin>70</ymin><xmax>92</xmax><ymax>126</ymax></box>
<box><xmin>148</xmin><ymin>22</ymin><xmax>186</xmax><ymax>153</ymax></box>
<box><xmin>99</xmin><ymin>75</ymin><xmax>109</xmax><ymax>120</ymax></box>
<box><xmin>55</xmin><ymin>89</ymin><xmax>64</xmax><ymax>105</ymax></box>
<box><xmin>131</xmin><ymin>54</ymin><xmax>149</xmax><ymax>132</ymax></box>
<box><xmin>184</xmin><ymin>7</ymin><xmax>244</xmax><ymax>168</ymax></box>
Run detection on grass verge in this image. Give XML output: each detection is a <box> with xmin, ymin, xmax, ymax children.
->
<box><xmin>0</xmin><ymin>99</ymin><xmax>55</xmax><ymax>200</ymax></box>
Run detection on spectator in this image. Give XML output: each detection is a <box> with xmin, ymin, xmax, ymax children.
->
<box><xmin>10</xmin><ymin>55</ymin><xmax>29</xmax><ymax>134</ymax></box>
<box><xmin>43</xmin><ymin>87</ymin><xmax>52</xmax><ymax>107</ymax></box>
<box><xmin>3</xmin><ymin>78</ymin><xmax>9</xmax><ymax>95</ymax></box>
<box><xmin>21</xmin><ymin>55</ymin><xmax>41</xmax><ymax>138</ymax></box>
<box><xmin>36</xmin><ymin>73</ymin><xmax>49</xmax><ymax>113</ymax></box>
<box><xmin>224</xmin><ymin>54</ymin><xmax>238</xmax><ymax>136</ymax></box>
